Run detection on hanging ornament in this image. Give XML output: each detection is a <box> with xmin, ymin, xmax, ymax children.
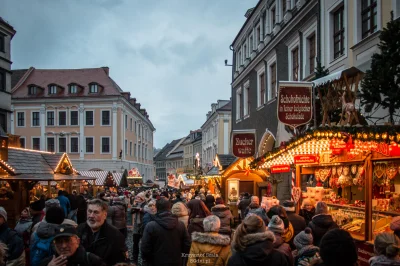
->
<box><xmin>319</xmin><ymin>168</ymin><xmax>331</xmax><ymax>182</ymax></box>
<box><xmin>386</xmin><ymin>163</ymin><xmax>398</xmax><ymax>180</ymax></box>
<box><xmin>351</xmin><ymin>165</ymin><xmax>357</xmax><ymax>175</ymax></box>
<box><xmin>337</xmin><ymin>166</ymin><xmax>343</xmax><ymax>176</ymax></box>
<box><xmin>374</xmin><ymin>163</ymin><xmax>386</xmax><ymax>179</ymax></box>
<box><xmin>292</xmin><ymin>187</ymin><xmax>301</xmax><ymax>203</ymax></box>
<box><xmin>331</xmin><ymin>166</ymin><xmax>337</xmax><ymax>177</ymax></box>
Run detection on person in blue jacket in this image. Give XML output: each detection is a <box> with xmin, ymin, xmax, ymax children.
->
<box><xmin>56</xmin><ymin>190</ymin><xmax>71</xmax><ymax>217</ymax></box>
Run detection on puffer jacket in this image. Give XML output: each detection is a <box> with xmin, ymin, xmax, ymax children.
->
<box><xmin>227</xmin><ymin>230</ymin><xmax>289</xmax><ymax>266</ymax></box>
<box><xmin>211</xmin><ymin>204</ymin><xmax>233</xmax><ymax>235</ymax></box>
<box><xmin>171</xmin><ymin>202</ymin><xmax>189</xmax><ymax>228</ymax></box>
<box><xmin>110</xmin><ymin>202</ymin><xmax>126</xmax><ymax>230</ymax></box>
<box><xmin>271</xmin><ymin>232</ymin><xmax>294</xmax><ymax>266</ymax></box>
<box><xmin>187</xmin><ymin>232</ymin><xmax>231</xmax><ymax>266</ymax></box>
<box><xmin>308</xmin><ymin>214</ymin><xmax>339</xmax><ymax>247</ymax></box>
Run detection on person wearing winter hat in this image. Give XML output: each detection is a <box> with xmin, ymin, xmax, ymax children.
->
<box><xmin>391</xmin><ymin>216</ymin><xmax>400</xmax><ymax>239</ymax></box>
<box><xmin>299</xmin><ymin>199</ymin><xmax>315</xmax><ymax>226</ymax></box>
<box><xmin>0</xmin><ymin>206</ymin><xmax>25</xmax><ymax>266</ymax></box>
<box><xmin>314</xmin><ymin>228</ymin><xmax>358</xmax><ymax>266</ymax></box>
<box><xmin>268</xmin><ymin>215</ymin><xmax>294</xmax><ymax>266</ymax></box>
<box><xmin>292</xmin><ymin>227</ymin><xmax>320</xmax><ymax>266</ymax></box>
<box><xmin>187</xmin><ymin>215</ymin><xmax>231</xmax><ymax>266</ymax></box>
<box><xmin>171</xmin><ymin>201</ymin><xmax>189</xmax><ymax>228</ymax></box>
<box><xmin>228</xmin><ymin>215</ymin><xmax>289</xmax><ymax>265</ymax></box>
<box><xmin>369</xmin><ymin>232</ymin><xmax>400</xmax><ymax>266</ymax></box>
<box><xmin>282</xmin><ymin>200</ymin><xmax>306</xmax><ymax>244</ymax></box>
<box><xmin>308</xmin><ymin>201</ymin><xmax>338</xmax><ymax>246</ymax></box>
<box><xmin>267</xmin><ymin>205</ymin><xmax>295</xmax><ymax>244</ymax></box>
<box><xmin>211</xmin><ymin>197</ymin><xmax>233</xmax><ymax>236</ymax></box>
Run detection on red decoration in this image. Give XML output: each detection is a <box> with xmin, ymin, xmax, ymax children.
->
<box><xmin>232</xmin><ymin>131</ymin><xmax>256</xmax><ymax>158</ymax></box>
<box><xmin>294</xmin><ymin>155</ymin><xmax>319</xmax><ymax>164</ymax></box>
<box><xmin>270</xmin><ymin>165</ymin><xmax>291</xmax><ymax>173</ymax></box>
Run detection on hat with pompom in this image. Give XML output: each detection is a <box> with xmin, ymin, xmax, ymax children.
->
<box><xmin>268</xmin><ymin>215</ymin><xmax>284</xmax><ymax>234</ymax></box>
<box><xmin>294</xmin><ymin>227</ymin><xmax>314</xmax><ymax>250</ymax></box>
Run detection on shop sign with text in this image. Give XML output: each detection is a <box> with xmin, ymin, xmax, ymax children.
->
<box><xmin>277</xmin><ymin>82</ymin><xmax>313</xmax><ymax>128</ymax></box>
<box><xmin>232</xmin><ymin>130</ymin><xmax>256</xmax><ymax>158</ymax></box>
<box><xmin>294</xmin><ymin>155</ymin><xmax>319</xmax><ymax>164</ymax></box>
<box><xmin>270</xmin><ymin>165</ymin><xmax>291</xmax><ymax>173</ymax></box>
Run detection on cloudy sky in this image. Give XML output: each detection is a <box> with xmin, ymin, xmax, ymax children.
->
<box><xmin>1</xmin><ymin>0</ymin><xmax>258</xmax><ymax>148</ymax></box>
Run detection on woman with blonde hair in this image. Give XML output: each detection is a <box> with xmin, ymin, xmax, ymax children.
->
<box><xmin>299</xmin><ymin>199</ymin><xmax>315</xmax><ymax>225</ymax></box>
<box><xmin>227</xmin><ymin>215</ymin><xmax>289</xmax><ymax>266</ymax></box>
<box><xmin>369</xmin><ymin>232</ymin><xmax>400</xmax><ymax>265</ymax></box>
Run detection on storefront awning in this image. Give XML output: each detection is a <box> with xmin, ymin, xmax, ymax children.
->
<box><xmin>312</xmin><ymin>67</ymin><xmax>363</xmax><ymax>88</ymax></box>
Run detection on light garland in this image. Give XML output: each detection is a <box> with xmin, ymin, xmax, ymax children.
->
<box><xmin>0</xmin><ymin>159</ymin><xmax>15</xmax><ymax>173</ymax></box>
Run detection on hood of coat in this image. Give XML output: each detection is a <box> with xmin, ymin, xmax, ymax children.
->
<box><xmin>144</xmin><ymin>204</ymin><xmax>157</xmax><ymax>215</ymax></box>
<box><xmin>153</xmin><ymin>211</ymin><xmax>179</xmax><ymax>230</ymax></box>
<box><xmin>192</xmin><ymin>232</ymin><xmax>231</xmax><ymax>246</ymax></box>
<box><xmin>311</xmin><ymin>214</ymin><xmax>336</xmax><ymax>228</ymax></box>
<box><xmin>211</xmin><ymin>205</ymin><xmax>230</xmax><ymax>217</ymax></box>
<box><xmin>171</xmin><ymin>202</ymin><xmax>189</xmax><ymax>217</ymax></box>
<box><xmin>233</xmin><ymin>231</ymin><xmax>276</xmax><ymax>262</ymax></box>
<box><xmin>36</xmin><ymin>221</ymin><xmax>59</xmax><ymax>239</ymax></box>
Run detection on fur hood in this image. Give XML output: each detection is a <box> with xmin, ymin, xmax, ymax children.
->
<box><xmin>233</xmin><ymin>230</ymin><xmax>275</xmax><ymax>251</ymax></box>
<box><xmin>192</xmin><ymin>232</ymin><xmax>231</xmax><ymax>246</ymax></box>
<box><xmin>211</xmin><ymin>204</ymin><xmax>229</xmax><ymax>212</ymax></box>
<box><xmin>171</xmin><ymin>201</ymin><xmax>189</xmax><ymax>217</ymax></box>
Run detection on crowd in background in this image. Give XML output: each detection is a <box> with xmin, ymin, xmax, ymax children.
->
<box><xmin>1</xmin><ymin>186</ymin><xmax>400</xmax><ymax>265</ymax></box>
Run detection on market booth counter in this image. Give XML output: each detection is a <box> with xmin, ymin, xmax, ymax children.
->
<box><xmin>251</xmin><ymin>126</ymin><xmax>400</xmax><ymax>265</ymax></box>
<box><xmin>0</xmin><ymin>146</ymin><xmax>95</xmax><ymax>227</ymax></box>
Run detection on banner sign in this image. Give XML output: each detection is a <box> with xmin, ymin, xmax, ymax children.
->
<box><xmin>232</xmin><ymin>130</ymin><xmax>256</xmax><ymax>158</ymax></box>
<box><xmin>277</xmin><ymin>82</ymin><xmax>313</xmax><ymax>128</ymax></box>
<box><xmin>356</xmin><ymin>241</ymin><xmax>374</xmax><ymax>266</ymax></box>
<box><xmin>294</xmin><ymin>155</ymin><xmax>319</xmax><ymax>164</ymax></box>
<box><xmin>270</xmin><ymin>165</ymin><xmax>291</xmax><ymax>173</ymax></box>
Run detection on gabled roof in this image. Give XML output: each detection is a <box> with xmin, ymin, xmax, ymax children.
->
<box><xmin>217</xmin><ymin>100</ymin><xmax>232</xmax><ymax>111</ymax></box>
<box><xmin>153</xmin><ymin>138</ymin><xmax>181</xmax><ymax>161</ymax></box>
<box><xmin>216</xmin><ymin>154</ymin><xmax>237</xmax><ymax>169</ymax></box>
<box><xmin>11</xmin><ymin>69</ymin><xmax>29</xmax><ymax>89</ymax></box>
<box><xmin>12</xmin><ymin>67</ymin><xmax>121</xmax><ymax>97</ymax></box>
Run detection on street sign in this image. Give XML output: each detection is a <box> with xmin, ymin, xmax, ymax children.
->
<box><xmin>277</xmin><ymin>82</ymin><xmax>313</xmax><ymax>128</ymax></box>
<box><xmin>232</xmin><ymin>130</ymin><xmax>256</xmax><ymax>158</ymax></box>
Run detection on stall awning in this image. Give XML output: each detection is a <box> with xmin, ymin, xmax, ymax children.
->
<box><xmin>312</xmin><ymin>67</ymin><xmax>363</xmax><ymax>88</ymax></box>
<box><xmin>0</xmin><ymin>174</ymin><xmax>96</xmax><ymax>181</ymax></box>
<box><xmin>78</xmin><ymin>171</ymin><xmax>122</xmax><ymax>186</ymax></box>
<box><xmin>204</xmin><ymin>166</ymin><xmax>220</xmax><ymax>176</ymax></box>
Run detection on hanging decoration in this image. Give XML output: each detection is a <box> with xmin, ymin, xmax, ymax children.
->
<box><xmin>374</xmin><ymin>163</ymin><xmax>386</xmax><ymax>179</ymax></box>
<box><xmin>386</xmin><ymin>163</ymin><xmax>398</xmax><ymax>180</ymax></box>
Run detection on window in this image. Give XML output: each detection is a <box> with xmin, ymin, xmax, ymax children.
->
<box><xmin>238</xmin><ymin>51</ymin><xmax>242</xmax><ymax>65</ymax></box>
<box><xmin>0</xmin><ymin>70</ymin><xmax>5</xmax><ymax>92</ymax></box>
<box><xmin>244</xmin><ymin>85</ymin><xmax>250</xmax><ymax>116</ymax></box>
<box><xmin>272</xmin><ymin>8</ymin><xmax>276</xmax><ymax>26</ymax></box>
<box><xmin>58</xmin><ymin>111</ymin><xmax>67</xmax><ymax>126</ymax></box>
<box><xmin>32</xmin><ymin>138</ymin><xmax>40</xmax><ymax>150</ymax></box>
<box><xmin>249</xmin><ymin>35</ymin><xmax>253</xmax><ymax>53</ymax></box>
<box><xmin>59</xmin><ymin>138</ymin><xmax>66</xmax><ymax>153</ymax></box>
<box><xmin>89</xmin><ymin>84</ymin><xmax>98</xmax><ymax>93</ymax></box>
<box><xmin>70</xmin><ymin>111</ymin><xmax>78</xmax><ymax>126</ymax></box>
<box><xmin>47</xmin><ymin>138</ymin><xmax>55</xmax><ymax>152</ymax></box>
<box><xmin>19</xmin><ymin>137</ymin><xmax>25</xmax><ymax>148</ymax></box>
<box><xmin>308</xmin><ymin>34</ymin><xmax>316</xmax><ymax>74</ymax></box>
<box><xmin>333</xmin><ymin>6</ymin><xmax>345</xmax><ymax>59</ymax></box>
<box><xmin>102</xmin><ymin>137</ymin><xmax>110</xmax><ymax>153</ymax></box>
<box><xmin>239</xmin><ymin>91</ymin><xmax>243</xmax><ymax>118</ymax></box>
<box><xmin>259</xmin><ymin>72</ymin><xmax>265</xmax><ymax>106</ymax></box>
<box><xmin>125</xmin><ymin>115</ymin><xmax>128</xmax><ymax>129</ymax></box>
<box><xmin>129</xmin><ymin>141</ymin><xmax>132</xmax><ymax>156</ymax></box>
<box><xmin>138</xmin><ymin>144</ymin><xmax>141</xmax><ymax>158</ymax></box>
<box><xmin>70</xmin><ymin>137</ymin><xmax>79</xmax><ymax>153</ymax></box>
<box><xmin>134</xmin><ymin>121</ymin><xmax>137</xmax><ymax>133</ymax></box>
<box><xmin>0</xmin><ymin>113</ymin><xmax>5</xmax><ymax>133</ymax></box>
<box><xmin>101</xmin><ymin>110</ymin><xmax>110</xmax><ymax>126</ymax></box>
<box><xmin>292</xmin><ymin>47</ymin><xmax>299</xmax><ymax>81</ymax></box>
<box><xmin>32</xmin><ymin>112</ymin><xmax>40</xmax><ymax>127</ymax></box>
<box><xmin>69</xmin><ymin>85</ymin><xmax>77</xmax><ymax>94</ymax></box>
<box><xmin>46</xmin><ymin>111</ymin><xmax>54</xmax><ymax>126</ymax></box>
<box><xmin>361</xmin><ymin>0</ymin><xmax>377</xmax><ymax>39</ymax></box>
<box><xmin>130</xmin><ymin>118</ymin><xmax>133</xmax><ymax>131</ymax></box>
<box><xmin>49</xmin><ymin>85</ymin><xmax>57</xmax><ymax>94</ymax></box>
<box><xmin>257</xmin><ymin>26</ymin><xmax>261</xmax><ymax>44</ymax></box>
<box><xmin>85</xmin><ymin>111</ymin><xmax>94</xmax><ymax>126</ymax></box>
<box><xmin>17</xmin><ymin>112</ymin><xmax>25</xmax><ymax>127</ymax></box>
<box><xmin>85</xmin><ymin>137</ymin><xmax>94</xmax><ymax>153</ymax></box>
<box><xmin>244</xmin><ymin>44</ymin><xmax>247</xmax><ymax>59</ymax></box>
<box><xmin>125</xmin><ymin>139</ymin><xmax>128</xmax><ymax>155</ymax></box>
<box><xmin>270</xmin><ymin>63</ymin><xmax>277</xmax><ymax>100</ymax></box>
<box><xmin>282</xmin><ymin>0</ymin><xmax>286</xmax><ymax>13</ymax></box>
<box><xmin>29</xmin><ymin>86</ymin><xmax>37</xmax><ymax>95</ymax></box>
<box><xmin>134</xmin><ymin>144</ymin><xmax>137</xmax><ymax>157</ymax></box>
<box><xmin>0</xmin><ymin>34</ymin><xmax>4</xmax><ymax>52</ymax></box>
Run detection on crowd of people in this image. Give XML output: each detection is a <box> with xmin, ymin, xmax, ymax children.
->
<box><xmin>1</xmin><ymin>186</ymin><xmax>400</xmax><ymax>266</ymax></box>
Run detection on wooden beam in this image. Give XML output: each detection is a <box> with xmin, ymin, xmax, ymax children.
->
<box><xmin>365</xmin><ymin>153</ymin><xmax>373</xmax><ymax>241</ymax></box>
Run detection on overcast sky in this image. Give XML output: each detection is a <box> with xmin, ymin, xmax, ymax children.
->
<box><xmin>1</xmin><ymin>0</ymin><xmax>258</xmax><ymax>148</ymax></box>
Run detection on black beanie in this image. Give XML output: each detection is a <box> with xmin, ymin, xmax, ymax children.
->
<box><xmin>45</xmin><ymin>206</ymin><xmax>65</xmax><ymax>224</ymax></box>
<box><xmin>319</xmin><ymin>228</ymin><xmax>358</xmax><ymax>266</ymax></box>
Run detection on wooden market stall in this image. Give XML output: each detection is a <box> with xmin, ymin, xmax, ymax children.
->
<box><xmin>0</xmin><ymin>137</ymin><xmax>95</xmax><ymax>227</ymax></box>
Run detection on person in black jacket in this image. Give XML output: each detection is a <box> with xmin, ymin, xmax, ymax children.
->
<box><xmin>237</xmin><ymin>193</ymin><xmax>251</xmax><ymax>220</ymax></box>
<box><xmin>227</xmin><ymin>215</ymin><xmax>289</xmax><ymax>266</ymax></box>
<box><xmin>0</xmin><ymin>207</ymin><xmax>25</xmax><ymax>265</ymax></box>
<box><xmin>77</xmin><ymin>199</ymin><xmax>126</xmax><ymax>266</ymax></box>
<box><xmin>282</xmin><ymin>200</ymin><xmax>306</xmax><ymax>248</ymax></box>
<box><xmin>141</xmin><ymin>198</ymin><xmax>191</xmax><ymax>266</ymax></box>
<box><xmin>40</xmin><ymin>224</ymin><xmax>105</xmax><ymax>266</ymax></box>
<box><xmin>308</xmin><ymin>201</ymin><xmax>338</xmax><ymax>247</ymax></box>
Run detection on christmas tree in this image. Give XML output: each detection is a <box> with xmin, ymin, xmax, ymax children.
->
<box><xmin>104</xmin><ymin>172</ymin><xmax>117</xmax><ymax>187</ymax></box>
<box><xmin>360</xmin><ymin>15</ymin><xmax>400</xmax><ymax>125</ymax></box>
<box><xmin>120</xmin><ymin>169</ymin><xmax>128</xmax><ymax>188</ymax></box>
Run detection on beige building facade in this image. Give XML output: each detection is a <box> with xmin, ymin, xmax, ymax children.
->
<box><xmin>11</xmin><ymin>67</ymin><xmax>155</xmax><ymax>179</ymax></box>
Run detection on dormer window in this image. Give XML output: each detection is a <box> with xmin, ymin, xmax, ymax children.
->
<box><xmin>49</xmin><ymin>85</ymin><xmax>57</xmax><ymax>94</ymax></box>
<box><xmin>69</xmin><ymin>84</ymin><xmax>77</xmax><ymax>94</ymax></box>
<box><xmin>89</xmin><ymin>83</ymin><xmax>98</xmax><ymax>93</ymax></box>
<box><xmin>29</xmin><ymin>86</ymin><xmax>37</xmax><ymax>95</ymax></box>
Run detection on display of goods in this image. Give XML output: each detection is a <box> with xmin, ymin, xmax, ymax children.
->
<box><xmin>386</xmin><ymin>163</ymin><xmax>398</xmax><ymax>180</ymax></box>
<box><xmin>374</xmin><ymin>163</ymin><xmax>386</xmax><ymax>179</ymax></box>
<box><xmin>338</xmin><ymin>175</ymin><xmax>352</xmax><ymax>187</ymax></box>
<box><xmin>343</xmin><ymin>166</ymin><xmax>350</xmax><ymax>176</ymax></box>
<box><xmin>319</xmin><ymin>168</ymin><xmax>331</xmax><ymax>182</ymax></box>
<box><xmin>351</xmin><ymin>165</ymin><xmax>357</xmax><ymax>175</ymax></box>
<box><xmin>337</xmin><ymin>166</ymin><xmax>343</xmax><ymax>176</ymax></box>
<box><xmin>357</xmin><ymin>165</ymin><xmax>365</xmax><ymax>176</ymax></box>
<box><xmin>330</xmin><ymin>177</ymin><xmax>339</xmax><ymax>188</ymax></box>
<box><xmin>332</xmin><ymin>166</ymin><xmax>337</xmax><ymax>176</ymax></box>
<box><xmin>292</xmin><ymin>187</ymin><xmax>301</xmax><ymax>203</ymax></box>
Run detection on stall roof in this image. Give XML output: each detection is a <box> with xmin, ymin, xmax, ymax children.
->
<box><xmin>0</xmin><ymin>174</ymin><xmax>95</xmax><ymax>181</ymax></box>
<box><xmin>205</xmin><ymin>166</ymin><xmax>220</xmax><ymax>176</ymax></box>
<box><xmin>312</xmin><ymin>67</ymin><xmax>363</xmax><ymax>88</ymax></box>
<box><xmin>217</xmin><ymin>154</ymin><xmax>237</xmax><ymax>168</ymax></box>
<box><xmin>78</xmin><ymin>171</ymin><xmax>123</xmax><ymax>186</ymax></box>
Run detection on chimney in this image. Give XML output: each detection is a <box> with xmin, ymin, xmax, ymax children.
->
<box><xmin>146</xmin><ymin>114</ymin><xmax>149</xmax><ymax>119</ymax></box>
<box><xmin>135</xmin><ymin>103</ymin><xmax>141</xmax><ymax>110</ymax></box>
<box><xmin>121</xmin><ymin>92</ymin><xmax>130</xmax><ymax>100</ymax></box>
<box><xmin>101</xmin><ymin>66</ymin><xmax>109</xmax><ymax>76</ymax></box>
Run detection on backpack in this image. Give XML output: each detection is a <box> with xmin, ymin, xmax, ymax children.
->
<box><xmin>30</xmin><ymin>232</ymin><xmax>55</xmax><ymax>266</ymax></box>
